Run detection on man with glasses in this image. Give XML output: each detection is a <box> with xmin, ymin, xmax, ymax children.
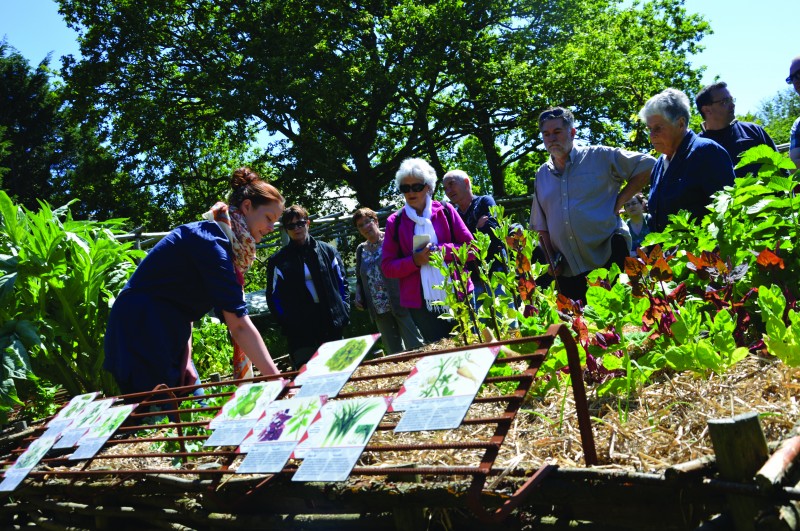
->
<box><xmin>529</xmin><ymin>107</ymin><xmax>655</xmax><ymax>302</ymax></box>
<box><xmin>696</xmin><ymin>82</ymin><xmax>777</xmax><ymax>177</ymax></box>
<box><xmin>788</xmin><ymin>56</ymin><xmax>800</xmax><ymax>169</ymax></box>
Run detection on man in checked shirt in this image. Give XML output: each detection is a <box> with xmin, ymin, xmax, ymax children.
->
<box><xmin>529</xmin><ymin>107</ymin><xmax>655</xmax><ymax>302</ymax></box>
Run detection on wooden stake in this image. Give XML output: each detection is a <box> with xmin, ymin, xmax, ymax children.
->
<box><xmin>708</xmin><ymin>412</ymin><xmax>770</xmax><ymax>531</ymax></box>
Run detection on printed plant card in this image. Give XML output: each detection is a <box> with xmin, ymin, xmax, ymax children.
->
<box><xmin>235</xmin><ymin>396</ymin><xmax>325</xmax><ymax>474</ymax></box>
<box><xmin>0</xmin><ymin>435</ymin><xmax>59</xmax><ymax>492</ymax></box>
<box><xmin>208</xmin><ymin>380</ymin><xmax>286</xmax><ymax>430</ymax></box>
<box><xmin>294</xmin><ymin>334</ymin><xmax>378</xmax><ymax>399</ymax></box>
<box><xmin>392</xmin><ymin>347</ymin><xmax>498</xmax><ymax>432</ymax></box>
<box><xmin>43</xmin><ymin>392</ymin><xmax>100</xmax><ymax>438</ymax></box>
<box><xmin>292</xmin><ymin>396</ymin><xmax>389</xmax><ymax>482</ymax></box>
<box><xmin>70</xmin><ymin>404</ymin><xmax>137</xmax><ymax>460</ymax></box>
<box><xmin>53</xmin><ymin>398</ymin><xmax>115</xmax><ymax>449</ymax></box>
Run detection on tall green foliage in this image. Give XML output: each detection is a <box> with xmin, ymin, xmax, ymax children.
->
<box><xmin>644</xmin><ymin>146</ymin><xmax>800</xmax><ymax>302</ymax></box>
<box><xmin>0</xmin><ymin>191</ymin><xmax>142</xmax><ymax>421</ymax></box>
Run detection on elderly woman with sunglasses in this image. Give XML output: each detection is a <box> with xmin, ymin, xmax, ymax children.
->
<box><xmin>266</xmin><ymin>205</ymin><xmax>350</xmax><ymax>369</ymax></box>
<box><xmin>353</xmin><ymin>208</ymin><xmax>424</xmax><ymax>354</ymax></box>
<box><xmin>381</xmin><ymin>158</ymin><xmax>474</xmax><ymax>344</ymax></box>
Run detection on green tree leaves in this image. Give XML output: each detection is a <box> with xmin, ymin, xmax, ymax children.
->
<box><xmin>58</xmin><ymin>0</ymin><xmax>709</xmax><ymax>209</ymax></box>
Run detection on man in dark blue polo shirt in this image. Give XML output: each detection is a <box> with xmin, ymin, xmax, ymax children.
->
<box><xmin>696</xmin><ymin>82</ymin><xmax>777</xmax><ymax>177</ymax></box>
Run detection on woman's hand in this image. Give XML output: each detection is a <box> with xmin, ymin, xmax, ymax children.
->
<box><xmin>223</xmin><ymin>311</ymin><xmax>281</xmax><ymax>376</ymax></box>
<box><xmin>412</xmin><ymin>243</ymin><xmax>433</xmax><ymax>266</ymax></box>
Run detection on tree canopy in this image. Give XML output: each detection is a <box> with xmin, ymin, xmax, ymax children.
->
<box><xmin>753</xmin><ymin>87</ymin><xmax>800</xmax><ymax>146</ymax></box>
<box><xmin>0</xmin><ymin>43</ymin><xmax>62</xmax><ymax>210</ymax></box>
<box><xmin>57</xmin><ymin>0</ymin><xmax>709</xmax><ymax>215</ymax></box>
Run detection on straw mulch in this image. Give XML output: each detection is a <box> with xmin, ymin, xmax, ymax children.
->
<box><xmin>348</xmin><ymin>340</ymin><xmax>800</xmax><ymax>475</ymax></box>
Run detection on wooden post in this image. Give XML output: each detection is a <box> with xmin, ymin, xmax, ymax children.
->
<box><xmin>707</xmin><ymin>412</ymin><xmax>770</xmax><ymax>531</ymax></box>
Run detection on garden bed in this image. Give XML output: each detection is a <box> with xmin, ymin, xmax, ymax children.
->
<box><xmin>1</xmin><ymin>328</ymin><xmax>799</xmax><ymax>530</ymax></box>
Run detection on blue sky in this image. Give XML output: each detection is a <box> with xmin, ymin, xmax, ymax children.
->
<box><xmin>1</xmin><ymin>0</ymin><xmax>797</xmax><ymax>120</ymax></box>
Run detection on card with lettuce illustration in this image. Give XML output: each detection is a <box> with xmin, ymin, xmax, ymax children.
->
<box><xmin>294</xmin><ymin>334</ymin><xmax>379</xmax><ymax>398</ymax></box>
<box><xmin>296</xmin><ymin>334</ymin><xmax>378</xmax><ymax>381</ymax></box>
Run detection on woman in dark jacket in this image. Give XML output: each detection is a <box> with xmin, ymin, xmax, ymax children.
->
<box><xmin>266</xmin><ymin>205</ymin><xmax>350</xmax><ymax>369</ymax></box>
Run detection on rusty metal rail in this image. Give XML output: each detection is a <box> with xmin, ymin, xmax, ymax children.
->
<box><xmin>2</xmin><ymin>323</ymin><xmax>596</xmax><ymax>524</ymax></box>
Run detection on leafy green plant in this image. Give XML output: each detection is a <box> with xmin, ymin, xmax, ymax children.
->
<box><xmin>191</xmin><ymin>316</ymin><xmax>233</xmax><ymax>379</ymax></box>
<box><xmin>0</xmin><ymin>191</ymin><xmax>143</xmax><ymax>421</ymax></box>
<box><xmin>148</xmin><ymin>384</ymin><xmax>236</xmax><ymax>458</ymax></box>
<box><xmin>429</xmin><ymin>239</ymin><xmax>480</xmax><ymax>344</ymax></box>
<box><xmin>644</xmin><ymin>146</ymin><xmax>800</xmax><ymax>303</ymax></box>
<box><xmin>757</xmin><ymin>285</ymin><xmax>800</xmax><ymax>366</ymax></box>
<box><xmin>430</xmin><ymin>205</ymin><xmax>549</xmax><ymax>344</ymax></box>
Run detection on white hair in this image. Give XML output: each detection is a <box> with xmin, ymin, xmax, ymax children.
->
<box><xmin>639</xmin><ymin>88</ymin><xmax>691</xmax><ymax>126</ymax></box>
<box><xmin>442</xmin><ymin>169</ymin><xmax>471</xmax><ymax>186</ymax></box>
<box><xmin>395</xmin><ymin>158</ymin><xmax>437</xmax><ymax>192</ymax></box>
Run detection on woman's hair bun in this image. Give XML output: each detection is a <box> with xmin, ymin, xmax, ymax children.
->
<box><xmin>231</xmin><ymin>166</ymin><xmax>259</xmax><ymax>189</ymax></box>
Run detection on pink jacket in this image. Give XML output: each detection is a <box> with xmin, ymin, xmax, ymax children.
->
<box><xmin>380</xmin><ymin>200</ymin><xmax>474</xmax><ymax>309</ymax></box>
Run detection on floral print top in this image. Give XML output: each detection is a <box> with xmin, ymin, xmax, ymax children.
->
<box><xmin>358</xmin><ymin>239</ymin><xmax>391</xmax><ymax>314</ymax></box>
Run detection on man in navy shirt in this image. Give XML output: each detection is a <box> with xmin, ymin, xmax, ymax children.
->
<box><xmin>696</xmin><ymin>82</ymin><xmax>777</xmax><ymax>177</ymax></box>
<box><xmin>640</xmin><ymin>89</ymin><xmax>735</xmax><ymax>233</ymax></box>
<box><xmin>442</xmin><ymin>170</ymin><xmax>506</xmax><ymax>299</ymax></box>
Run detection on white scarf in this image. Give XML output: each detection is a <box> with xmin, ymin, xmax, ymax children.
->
<box><xmin>403</xmin><ymin>195</ymin><xmax>448</xmax><ymax>313</ymax></box>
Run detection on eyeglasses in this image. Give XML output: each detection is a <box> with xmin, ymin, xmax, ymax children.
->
<box><xmin>539</xmin><ymin>108</ymin><xmax>565</xmax><ymax>122</ymax></box>
<box><xmin>787</xmin><ymin>71</ymin><xmax>800</xmax><ymax>84</ymax></box>
<box><xmin>284</xmin><ymin>219</ymin><xmax>308</xmax><ymax>230</ymax></box>
<box><xmin>356</xmin><ymin>219</ymin><xmax>374</xmax><ymax>230</ymax></box>
<box><xmin>623</xmin><ymin>200</ymin><xmax>640</xmax><ymax>208</ymax></box>
<box><xmin>399</xmin><ymin>182</ymin><xmax>426</xmax><ymax>194</ymax></box>
<box><xmin>711</xmin><ymin>97</ymin><xmax>735</xmax><ymax>106</ymax></box>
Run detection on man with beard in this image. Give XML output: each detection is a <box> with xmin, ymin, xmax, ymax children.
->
<box><xmin>696</xmin><ymin>82</ymin><xmax>777</xmax><ymax>177</ymax></box>
<box><xmin>528</xmin><ymin>107</ymin><xmax>655</xmax><ymax>302</ymax></box>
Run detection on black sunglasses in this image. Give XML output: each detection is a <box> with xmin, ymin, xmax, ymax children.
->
<box><xmin>284</xmin><ymin>219</ymin><xmax>308</xmax><ymax>230</ymax></box>
<box><xmin>399</xmin><ymin>182</ymin><xmax>427</xmax><ymax>193</ymax></box>
<box><xmin>787</xmin><ymin>71</ymin><xmax>800</xmax><ymax>84</ymax></box>
<box><xmin>539</xmin><ymin>108</ymin><xmax>565</xmax><ymax>122</ymax></box>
